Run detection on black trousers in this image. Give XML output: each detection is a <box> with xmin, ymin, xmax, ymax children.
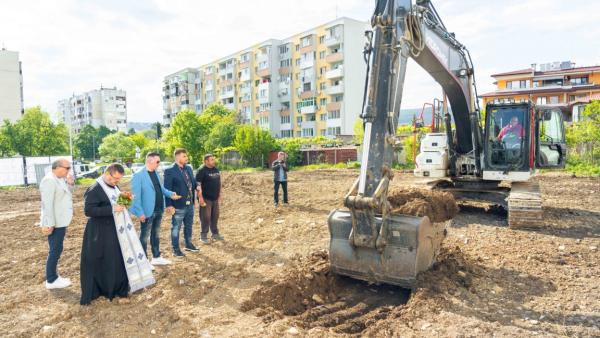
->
<box><xmin>274</xmin><ymin>181</ymin><xmax>288</xmax><ymax>204</ymax></box>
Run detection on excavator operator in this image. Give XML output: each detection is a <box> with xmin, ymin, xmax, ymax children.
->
<box><xmin>496</xmin><ymin>116</ymin><xmax>524</xmax><ymax>141</ymax></box>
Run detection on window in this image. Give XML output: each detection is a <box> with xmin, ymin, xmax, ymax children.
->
<box><xmin>303</xmin><ymin>82</ymin><xmax>312</xmax><ymax>92</ymax></box>
<box><xmin>319</xmin><ymin>35</ymin><xmax>325</xmax><ymax>44</ymax></box>
<box><xmin>549</xmin><ymin>96</ymin><xmax>559</xmax><ymax>104</ymax></box>
<box><xmin>333</xmin><ymin>95</ymin><xmax>343</xmax><ymax>102</ymax></box>
<box><xmin>297</xmin><ymin>116</ymin><xmax>302</xmax><ymax>123</ymax></box>
<box><xmin>320</xmin><ymin>67</ymin><xmax>326</xmax><ymax>75</ymax></box>
<box><xmin>280</xmin><ymin>59</ymin><xmax>291</xmax><ymax>67</ymax></box>
<box><xmin>281</xmin><ymin>115</ymin><xmax>291</xmax><ymax>124</ymax></box>
<box><xmin>536</xmin><ymin>97</ymin><xmax>547</xmax><ymax>105</ymax></box>
<box><xmin>259</xmin><ymin>102</ymin><xmax>271</xmax><ymax>111</ymax></box>
<box><xmin>327</xmin><ymin>127</ymin><xmax>341</xmax><ymax>136</ymax></box>
<box><xmin>240</xmin><ymin>53</ymin><xmax>250</xmax><ymax>63</ymax></box>
<box><xmin>320</xmin><ymin>129</ymin><xmax>327</xmax><ymax>136</ymax></box>
<box><xmin>296</xmin><ymin>98</ymin><xmax>316</xmax><ymax>109</ymax></box>
<box><xmin>328</xmin><ymin>110</ymin><xmax>340</xmax><ymax>119</ymax></box>
<box><xmin>295</xmin><ymin>44</ymin><xmax>300</xmax><ymax>51</ymax></box>
<box><xmin>279</xmin><ymin>45</ymin><xmax>289</xmax><ymax>54</ymax></box>
<box><xmin>259</xmin><ymin>116</ymin><xmax>269</xmax><ymax>125</ymax></box>
<box><xmin>570</xmin><ymin>76</ymin><xmax>589</xmax><ymax>85</ymax></box>
<box><xmin>295</xmin><ymin>58</ymin><xmax>301</xmax><ymax>66</ymax></box>
<box><xmin>319</xmin><ymin>51</ymin><xmax>326</xmax><ymax>59</ymax></box>
<box><xmin>301</xmin><ymin>36</ymin><xmax>312</xmax><ymax>47</ymax></box>
<box><xmin>320</xmin><ymin>82</ymin><xmax>326</xmax><ymax>90</ymax></box>
<box><xmin>320</xmin><ymin>113</ymin><xmax>327</xmax><ymax>121</ymax></box>
<box><xmin>320</xmin><ymin>98</ymin><xmax>327</xmax><ymax>105</ymax></box>
<box><xmin>281</xmin><ymin>130</ymin><xmax>293</xmax><ymax>138</ymax></box>
<box><xmin>306</xmin><ymin>113</ymin><xmax>316</xmax><ymax>122</ymax></box>
<box><xmin>302</xmin><ymin>128</ymin><xmax>314</xmax><ymax>137</ymax></box>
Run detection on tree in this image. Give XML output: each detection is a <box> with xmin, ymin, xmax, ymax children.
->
<box><xmin>74</xmin><ymin>125</ymin><xmax>98</xmax><ymax>160</ymax></box>
<box><xmin>353</xmin><ymin>119</ymin><xmax>364</xmax><ymax>145</ymax></box>
<box><xmin>98</xmin><ymin>132</ymin><xmax>137</xmax><ymax>161</ymax></box>
<box><xmin>0</xmin><ymin>122</ymin><xmax>15</xmax><ymax>157</ymax></box>
<box><xmin>233</xmin><ymin>125</ymin><xmax>277</xmax><ymax>167</ymax></box>
<box><xmin>205</xmin><ymin>118</ymin><xmax>238</xmax><ymax>153</ymax></box>
<box><xmin>128</xmin><ymin>132</ymin><xmax>151</xmax><ymax>151</ymax></box>
<box><xmin>4</xmin><ymin>106</ymin><xmax>68</xmax><ymax>156</ymax></box>
<box><xmin>568</xmin><ymin>100</ymin><xmax>600</xmax><ymax>163</ymax></box>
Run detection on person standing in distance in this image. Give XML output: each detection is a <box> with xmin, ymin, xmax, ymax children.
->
<box><xmin>195</xmin><ymin>154</ymin><xmax>223</xmax><ymax>244</ymax></box>
<box><xmin>272</xmin><ymin>151</ymin><xmax>289</xmax><ymax>207</ymax></box>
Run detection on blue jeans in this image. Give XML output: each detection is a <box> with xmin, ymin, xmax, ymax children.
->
<box><xmin>139</xmin><ymin>209</ymin><xmax>164</xmax><ymax>259</ymax></box>
<box><xmin>46</xmin><ymin>227</ymin><xmax>66</xmax><ymax>283</ymax></box>
<box><xmin>171</xmin><ymin>204</ymin><xmax>194</xmax><ymax>251</ymax></box>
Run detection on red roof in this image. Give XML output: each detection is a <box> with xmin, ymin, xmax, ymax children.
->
<box><xmin>479</xmin><ymin>84</ymin><xmax>600</xmax><ymax>97</ymax></box>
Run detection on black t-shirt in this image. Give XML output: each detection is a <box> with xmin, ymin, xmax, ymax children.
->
<box><xmin>195</xmin><ymin>166</ymin><xmax>221</xmax><ymax>201</ymax></box>
<box><xmin>148</xmin><ymin>170</ymin><xmax>164</xmax><ymax>212</ymax></box>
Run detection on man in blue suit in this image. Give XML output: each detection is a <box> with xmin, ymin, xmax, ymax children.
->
<box><xmin>130</xmin><ymin>152</ymin><xmax>181</xmax><ymax>266</ymax></box>
<box><xmin>164</xmin><ymin>148</ymin><xmax>199</xmax><ymax>257</ymax></box>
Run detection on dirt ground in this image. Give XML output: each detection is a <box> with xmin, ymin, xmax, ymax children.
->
<box><xmin>0</xmin><ymin>169</ymin><xmax>598</xmax><ymax>337</ymax></box>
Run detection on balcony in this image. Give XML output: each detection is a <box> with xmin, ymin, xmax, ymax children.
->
<box><xmin>278</xmin><ymin>66</ymin><xmax>290</xmax><ymax>75</ymax></box>
<box><xmin>325</xmin><ymin>66</ymin><xmax>343</xmax><ymax>79</ymax></box>
<box><xmin>326</xmin><ymin>102</ymin><xmax>342</xmax><ymax>111</ymax></box>
<box><xmin>224</xmin><ymin>102</ymin><xmax>235</xmax><ymax>110</ymax></box>
<box><xmin>257</xmin><ymin>68</ymin><xmax>270</xmax><ymax>78</ymax></box>
<box><xmin>205</xmin><ymin>83</ymin><xmax>213</xmax><ymax>91</ymax></box>
<box><xmin>325</xmin><ymin>52</ymin><xmax>343</xmax><ymax>63</ymax></box>
<box><xmin>240</xmin><ymin>72</ymin><xmax>251</xmax><ymax>82</ymax></box>
<box><xmin>324</xmin><ymin>34</ymin><xmax>342</xmax><ymax>47</ymax></box>
<box><xmin>300</xmin><ymin>105</ymin><xmax>317</xmax><ymax>114</ymax></box>
<box><xmin>300</xmin><ymin>90</ymin><xmax>315</xmax><ymax>100</ymax></box>
<box><xmin>219</xmin><ymin>89</ymin><xmax>234</xmax><ymax>99</ymax></box>
<box><xmin>326</xmin><ymin>83</ymin><xmax>344</xmax><ymax>95</ymax></box>
<box><xmin>240</xmin><ymin>86</ymin><xmax>251</xmax><ymax>95</ymax></box>
<box><xmin>300</xmin><ymin>58</ymin><xmax>314</xmax><ymax>69</ymax></box>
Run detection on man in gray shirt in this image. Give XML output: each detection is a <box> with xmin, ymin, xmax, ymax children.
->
<box><xmin>39</xmin><ymin>158</ymin><xmax>74</xmax><ymax>289</ymax></box>
<box><xmin>272</xmin><ymin>152</ymin><xmax>289</xmax><ymax>207</ymax></box>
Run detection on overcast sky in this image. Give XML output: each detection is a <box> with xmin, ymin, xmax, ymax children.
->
<box><xmin>1</xmin><ymin>0</ymin><xmax>599</xmax><ymax>123</ymax></box>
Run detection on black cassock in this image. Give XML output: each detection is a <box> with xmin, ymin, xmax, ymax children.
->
<box><xmin>80</xmin><ymin>182</ymin><xmax>129</xmax><ymax>305</ymax></box>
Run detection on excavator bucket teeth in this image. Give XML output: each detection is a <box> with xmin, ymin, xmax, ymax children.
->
<box><xmin>328</xmin><ymin>210</ymin><xmax>446</xmax><ymax>288</ymax></box>
<box><xmin>508</xmin><ymin>181</ymin><xmax>544</xmax><ymax>229</ymax></box>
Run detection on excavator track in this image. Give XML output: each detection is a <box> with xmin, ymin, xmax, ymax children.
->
<box><xmin>508</xmin><ymin>181</ymin><xmax>544</xmax><ymax>228</ymax></box>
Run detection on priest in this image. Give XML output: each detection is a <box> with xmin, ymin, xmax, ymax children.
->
<box><xmin>80</xmin><ymin>163</ymin><xmax>155</xmax><ymax>305</ymax></box>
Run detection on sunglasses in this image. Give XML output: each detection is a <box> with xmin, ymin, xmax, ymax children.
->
<box><xmin>61</xmin><ymin>166</ymin><xmax>71</xmax><ymax>170</ymax></box>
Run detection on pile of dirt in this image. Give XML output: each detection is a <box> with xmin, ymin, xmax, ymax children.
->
<box><xmin>240</xmin><ymin>250</ymin><xmax>337</xmax><ymax>316</ymax></box>
<box><xmin>387</xmin><ymin>188</ymin><xmax>459</xmax><ymax>222</ymax></box>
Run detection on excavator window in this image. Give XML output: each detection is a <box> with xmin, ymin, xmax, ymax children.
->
<box><xmin>486</xmin><ymin>107</ymin><xmax>528</xmax><ymax>169</ymax></box>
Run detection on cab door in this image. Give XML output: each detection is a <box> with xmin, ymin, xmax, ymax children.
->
<box><xmin>536</xmin><ymin>108</ymin><xmax>566</xmax><ymax>168</ymax></box>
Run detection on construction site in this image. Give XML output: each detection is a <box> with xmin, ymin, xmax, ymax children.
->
<box><xmin>0</xmin><ymin>169</ymin><xmax>598</xmax><ymax>337</ymax></box>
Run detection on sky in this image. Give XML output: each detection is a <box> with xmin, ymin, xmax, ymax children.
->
<box><xmin>1</xmin><ymin>0</ymin><xmax>599</xmax><ymax>123</ymax></box>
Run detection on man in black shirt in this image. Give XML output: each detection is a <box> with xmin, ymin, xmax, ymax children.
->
<box><xmin>195</xmin><ymin>154</ymin><xmax>223</xmax><ymax>244</ymax></box>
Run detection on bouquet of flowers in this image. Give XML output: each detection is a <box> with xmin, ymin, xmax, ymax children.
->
<box><xmin>117</xmin><ymin>191</ymin><xmax>133</xmax><ymax>207</ymax></box>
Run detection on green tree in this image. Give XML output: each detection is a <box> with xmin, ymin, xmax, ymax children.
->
<box><xmin>0</xmin><ymin>122</ymin><xmax>15</xmax><ymax>157</ymax></box>
<box><xmin>205</xmin><ymin>118</ymin><xmax>238</xmax><ymax>153</ymax></box>
<box><xmin>74</xmin><ymin>125</ymin><xmax>98</xmax><ymax>160</ymax></box>
<box><xmin>233</xmin><ymin>125</ymin><xmax>277</xmax><ymax>167</ymax></box>
<box><xmin>98</xmin><ymin>132</ymin><xmax>137</xmax><ymax>161</ymax></box>
<box><xmin>128</xmin><ymin>132</ymin><xmax>151</xmax><ymax>151</ymax></box>
<box><xmin>568</xmin><ymin>100</ymin><xmax>600</xmax><ymax>164</ymax></box>
<box><xmin>4</xmin><ymin>107</ymin><xmax>68</xmax><ymax>156</ymax></box>
<box><xmin>353</xmin><ymin>119</ymin><xmax>364</xmax><ymax>145</ymax></box>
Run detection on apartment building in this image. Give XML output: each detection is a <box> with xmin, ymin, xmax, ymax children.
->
<box><xmin>162</xmin><ymin>68</ymin><xmax>202</xmax><ymax>126</ymax></box>
<box><xmin>162</xmin><ymin>17</ymin><xmax>369</xmax><ymax>138</ymax></box>
<box><xmin>481</xmin><ymin>61</ymin><xmax>600</xmax><ymax>121</ymax></box>
<box><xmin>0</xmin><ymin>48</ymin><xmax>24</xmax><ymax>122</ymax></box>
<box><xmin>58</xmin><ymin>86</ymin><xmax>127</xmax><ymax>133</ymax></box>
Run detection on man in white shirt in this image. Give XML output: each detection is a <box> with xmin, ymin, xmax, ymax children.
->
<box><xmin>39</xmin><ymin>159</ymin><xmax>74</xmax><ymax>289</ymax></box>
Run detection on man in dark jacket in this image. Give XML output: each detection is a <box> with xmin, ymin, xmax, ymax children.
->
<box><xmin>164</xmin><ymin>148</ymin><xmax>198</xmax><ymax>257</ymax></box>
<box><xmin>195</xmin><ymin>154</ymin><xmax>223</xmax><ymax>244</ymax></box>
<box><xmin>272</xmin><ymin>151</ymin><xmax>289</xmax><ymax>207</ymax></box>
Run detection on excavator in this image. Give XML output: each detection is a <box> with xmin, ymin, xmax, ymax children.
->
<box><xmin>328</xmin><ymin>0</ymin><xmax>567</xmax><ymax>288</ymax></box>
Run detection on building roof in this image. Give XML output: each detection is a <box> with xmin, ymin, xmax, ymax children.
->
<box><xmin>491</xmin><ymin>65</ymin><xmax>600</xmax><ymax>78</ymax></box>
<box><xmin>479</xmin><ymin>84</ymin><xmax>600</xmax><ymax>97</ymax></box>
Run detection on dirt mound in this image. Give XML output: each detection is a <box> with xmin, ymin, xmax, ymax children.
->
<box><xmin>388</xmin><ymin>188</ymin><xmax>458</xmax><ymax>222</ymax></box>
<box><xmin>241</xmin><ymin>250</ymin><xmax>336</xmax><ymax>316</ymax></box>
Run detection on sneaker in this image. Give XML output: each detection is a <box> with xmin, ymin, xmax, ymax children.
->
<box><xmin>151</xmin><ymin>256</ymin><xmax>172</xmax><ymax>265</ymax></box>
<box><xmin>200</xmin><ymin>237</ymin><xmax>210</xmax><ymax>245</ymax></box>
<box><xmin>45</xmin><ymin>276</ymin><xmax>72</xmax><ymax>289</ymax></box>
<box><xmin>172</xmin><ymin>250</ymin><xmax>185</xmax><ymax>257</ymax></box>
<box><xmin>274</xmin><ymin>203</ymin><xmax>279</xmax><ymax>208</ymax></box>
<box><xmin>184</xmin><ymin>244</ymin><xmax>199</xmax><ymax>253</ymax></box>
<box><xmin>212</xmin><ymin>234</ymin><xmax>225</xmax><ymax>241</ymax></box>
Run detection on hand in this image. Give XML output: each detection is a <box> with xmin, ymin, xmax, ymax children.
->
<box><xmin>66</xmin><ymin>174</ymin><xmax>75</xmax><ymax>186</ymax></box>
<box><xmin>166</xmin><ymin>206</ymin><xmax>175</xmax><ymax>215</ymax></box>
<box><xmin>171</xmin><ymin>193</ymin><xmax>181</xmax><ymax>200</ymax></box>
<box><xmin>199</xmin><ymin>198</ymin><xmax>206</xmax><ymax>207</ymax></box>
<box><xmin>114</xmin><ymin>205</ymin><xmax>125</xmax><ymax>213</ymax></box>
<box><xmin>41</xmin><ymin>226</ymin><xmax>54</xmax><ymax>235</ymax></box>
<box><xmin>139</xmin><ymin>215</ymin><xmax>146</xmax><ymax>222</ymax></box>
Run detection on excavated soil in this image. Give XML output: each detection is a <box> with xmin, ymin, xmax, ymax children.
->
<box><xmin>0</xmin><ymin>169</ymin><xmax>599</xmax><ymax>337</ymax></box>
<box><xmin>388</xmin><ymin>187</ymin><xmax>459</xmax><ymax>222</ymax></box>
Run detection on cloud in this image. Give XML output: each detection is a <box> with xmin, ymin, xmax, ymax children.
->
<box><xmin>0</xmin><ymin>0</ymin><xmax>598</xmax><ymax>123</ymax></box>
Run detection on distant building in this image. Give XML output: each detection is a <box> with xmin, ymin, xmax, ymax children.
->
<box><xmin>481</xmin><ymin>61</ymin><xmax>600</xmax><ymax>121</ymax></box>
<box><xmin>0</xmin><ymin>48</ymin><xmax>24</xmax><ymax>122</ymax></box>
<box><xmin>162</xmin><ymin>17</ymin><xmax>369</xmax><ymax>139</ymax></box>
<box><xmin>58</xmin><ymin>86</ymin><xmax>127</xmax><ymax>133</ymax></box>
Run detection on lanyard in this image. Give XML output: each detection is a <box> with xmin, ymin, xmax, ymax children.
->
<box><xmin>178</xmin><ymin>165</ymin><xmax>193</xmax><ymax>198</ymax></box>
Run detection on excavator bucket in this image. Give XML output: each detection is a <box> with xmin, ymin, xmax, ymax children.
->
<box><xmin>328</xmin><ymin>210</ymin><xmax>446</xmax><ymax>288</ymax></box>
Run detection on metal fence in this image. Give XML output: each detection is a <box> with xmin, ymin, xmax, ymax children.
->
<box><xmin>0</xmin><ymin>155</ymin><xmax>73</xmax><ymax>187</ymax></box>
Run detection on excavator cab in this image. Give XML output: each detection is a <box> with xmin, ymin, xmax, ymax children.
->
<box><xmin>484</xmin><ymin>103</ymin><xmax>531</xmax><ymax>173</ymax></box>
